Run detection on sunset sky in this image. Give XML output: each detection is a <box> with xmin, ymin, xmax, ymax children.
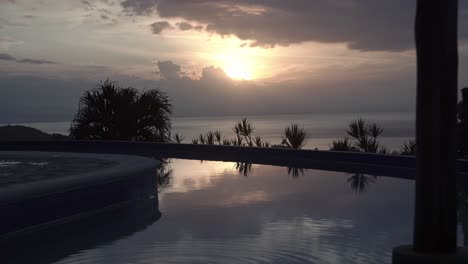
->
<box><xmin>1</xmin><ymin>0</ymin><xmax>468</xmax><ymax>122</ymax></box>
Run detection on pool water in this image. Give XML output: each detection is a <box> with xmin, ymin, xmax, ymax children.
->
<box><xmin>4</xmin><ymin>159</ymin><xmax>468</xmax><ymax>264</ymax></box>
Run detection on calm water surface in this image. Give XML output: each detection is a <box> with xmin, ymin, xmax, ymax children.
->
<box><xmin>8</xmin><ymin>159</ymin><xmax>467</xmax><ymax>264</ymax></box>
<box><xmin>6</xmin><ymin>112</ymin><xmax>415</xmax><ymax>150</ymax></box>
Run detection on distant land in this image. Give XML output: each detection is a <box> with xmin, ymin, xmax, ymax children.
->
<box><xmin>0</xmin><ymin>125</ymin><xmax>69</xmax><ymax>141</ymax></box>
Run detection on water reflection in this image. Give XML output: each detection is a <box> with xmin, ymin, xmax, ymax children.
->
<box><xmin>56</xmin><ymin>159</ymin><xmax>418</xmax><ymax>264</ymax></box>
<box><xmin>156</xmin><ymin>159</ymin><xmax>173</xmax><ymax>192</ymax></box>
<box><xmin>2</xmin><ymin>163</ymin><xmax>164</xmax><ymax>264</ymax></box>
<box><xmin>347</xmin><ymin>173</ymin><xmax>377</xmax><ymax>193</ymax></box>
<box><xmin>234</xmin><ymin>162</ymin><xmax>253</xmax><ymax>177</ymax></box>
<box><xmin>3</xmin><ymin>195</ymin><xmax>160</xmax><ymax>264</ymax></box>
<box><xmin>163</xmin><ymin>159</ymin><xmax>238</xmax><ymax>193</ymax></box>
<box><xmin>232</xmin><ymin>162</ymin><xmax>309</xmax><ymax>179</ymax></box>
<box><xmin>229</xmin><ymin>161</ymin><xmax>377</xmax><ymax>193</ymax></box>
<box><xmin>7</xmin><ymin>159</ymin><xmax>467</xmax><ymax>264</ymax></box>
<box><xmin>287</xmin><ymin>166</ymin><xmax>307</xmax><ymax>178</ymax></box>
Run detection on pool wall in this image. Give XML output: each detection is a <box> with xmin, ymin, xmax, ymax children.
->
<box><xmin>0</xmin><ymin>151</ymin><xmax>160</xmax><ymax>238</ymax></box>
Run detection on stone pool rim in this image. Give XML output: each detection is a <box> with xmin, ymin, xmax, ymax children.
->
<box><xmin>3</xmin><ymin>140</ymin><xmax>468</xmax><ymax>179</ymax></box>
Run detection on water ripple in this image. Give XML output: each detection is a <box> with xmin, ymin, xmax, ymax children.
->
<box><xmin>56</xmin><ymin>217</ymin><xmax>392</xmax><ymax>264</ymax></box>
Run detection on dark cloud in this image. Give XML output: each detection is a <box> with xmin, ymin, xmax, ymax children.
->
<box><xmin>121</xmin><ymin>0</ymin><xmax>157</xmax><ymax>15</ymax></box>
<box><xmin>176</xmin><ymin>21</ymin><xmax>193</xmax><ymax>31</ymax></box>
<box><xmin>81</xmin><ymin>0</ymin><xmax>94</xmax><ymax>11</ymax></box>
<box><xmin>149</xmin><ymin>21</ymin><xmax>172</xmax><ymax>34</ymax></box>
<box><xmin>17</xmin><ymin>58</ymin><xmax>56</xmax><ymax>64</ymax></box>
<box><xmin>81</xmin><ymin>0</ymin><xmax>91</xmax><ymax>6</ymax></box>
<box><xmin>0</xmin><ymin>53</ymin><xmax>57</xmax><ymax>64</ymax></box>
<box><xmin>119</xmin><ymin>0</ymin><xmax>468</xmax><ymax>51</ymax></box>
<box><xmin>176</xmin><ymin>22</ymin><xmax>203</xmax><ymax>31</ymax></box>
<box><xmin>194</xmin><ymin>25</ymin><xmax>204</xmax><ymax>31</ymax></box>
<box><xmin>0</xmin><ymin>53</ymin><xmax>16</xmax><ymax>61</ymax></box>
<box><xmin>156</xmin><ymin>60</ymin><xmax>181</xmax><ymax>79</ymax></box>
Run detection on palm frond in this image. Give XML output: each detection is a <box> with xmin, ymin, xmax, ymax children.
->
<box><xmin>70</xmin><ymin>79</ymin><xmax>172</xmax><ymax>142</ymax></box>
<box><xmin>330</xmin><ymin>137</ymin><xmax>356</xmax><ymax>151</ymax></box>
<box><xmin>347</xmin><ymin>173</ymin><xmax>376</xmax><ymax>193</ymax></box>
<box><xmin>281</xmin><ymin>124</ymin><xmax>309</xmax><ymax>149</ymax></box>
<box><xmin>400</xmin><ymin>139</ymin><xmax>416</xmax><ymax>155</ymax></box>
<box><xmin>173</xmin><ymin>133</ymin><xmax>184</xmax><ymax>143</ymax></box>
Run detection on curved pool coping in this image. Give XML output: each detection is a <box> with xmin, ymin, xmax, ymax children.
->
<box><xmin>0</xmin><ymin>151</ymin><xmax>160</xmax><ymax>206</ymax></box>
<box><xmin>2</xmin><ymin>140</ymin><xmax>468</xmax><ymax>180</ymax></box>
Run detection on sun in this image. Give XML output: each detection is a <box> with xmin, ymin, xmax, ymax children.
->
<box><xmin>225</xmin><ymin>61</ymin><xmax>253</xmax><ymax>80</ymax></box>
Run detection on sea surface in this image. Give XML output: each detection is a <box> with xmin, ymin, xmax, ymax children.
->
<box><xmin>3</xmin><ymin>112</ymin><xmax>415</xmax><ymax>151</ymax></box>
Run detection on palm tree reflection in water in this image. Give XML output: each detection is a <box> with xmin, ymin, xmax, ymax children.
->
<box><xmin>165</xmin><ymin>159</ymin><xmax>379</xmax><ymax>194</ymax></box>
<box><xmin>287</xmin><ymin>166</ymin><xmax>307</xmax><ymax>178</ymax></box>
<box><xmin>155</xmin><ymin>159</ymin><xmax>468</xmax><ymax>245</ymax></box>
<box><xmin>234</xmin><ymin>162</ymin><xmax>253</xmax><ymax>177</ymax></box>
<box><xmin>157</xmin><ymin>159</ymin><xmax>173</xmax><ymax>192</ymax></box>
<box><xmin>347</xmin><ymin>173</ymin><xmax>377</xmax><ymax>193</ymax></box>
<box><xmin>233</xmin><ymin>162</ymin><xmax>308</xmax><ymax>179</ymax></box>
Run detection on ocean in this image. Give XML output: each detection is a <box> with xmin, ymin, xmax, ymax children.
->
<box><xmin>3</xmin><ymin>112</ymin><xmax>415</xmax><ymax>151</ymax></box>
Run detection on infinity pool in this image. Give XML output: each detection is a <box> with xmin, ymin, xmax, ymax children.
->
<box><xmin>4</xmin><ymin>159</ymin><xmax>468</xmax><ymax>264</ymax></box>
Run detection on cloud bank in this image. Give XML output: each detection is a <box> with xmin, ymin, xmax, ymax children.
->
<box><xmin>0</xmin><ymin>59</ymin><xmax>417</xmax><ymax>123</ymax></box>
<box><xmin>120</xmin><ymin>0</ymin><xmax>422</xmax><ymax>51</ymax></box>
<box><xmin>0</xmin><ymin>53</ymin><xmax>56</xmax><ymax>64</ymax></box>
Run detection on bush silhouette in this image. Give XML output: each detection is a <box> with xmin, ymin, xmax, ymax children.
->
<box><xmin>173</xmin><ymin>133</ymin><xmax>184</xmax><ymax>143</ymax></box>
<box><xmin>281</xmin><ymin>124</ymin><xmax>310</xmax><ymax>149</ymax></box>
<box><xmin>400</xmin><ymin>140</ymin><xmax>416</xmax><ymax>155</ymax></box>
<box><xmin>346</xmin><ymin>118</ymin><xmax>383</xmax><ymax>152</ymax></box>
<box><xmin>330</xmin><ymin>137</ymin><xmax>357</xmax><ymax>151</ymax></box>
<box><xmin>70</xmin><ymin>79</ymin><xmax>172</xmax><ymax>141</ymax></box>
<box><xmin>189</xmin><ymin>118</ymin><xmax>271</xmax><ymax>147</ymax></box>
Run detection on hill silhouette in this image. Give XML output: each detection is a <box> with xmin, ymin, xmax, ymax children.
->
<box><xmin>0</xmin><ymin>125</ymin><xmax>69</xmax><ymax>141</ymax></box>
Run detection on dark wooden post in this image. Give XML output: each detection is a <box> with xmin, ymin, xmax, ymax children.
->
<box><xmin>413</xmin><ymin>0</ymin><xmax>458</xmax><ymax>252</ymax></box>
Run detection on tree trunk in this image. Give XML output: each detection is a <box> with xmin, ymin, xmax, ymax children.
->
<box><xmin>413</xmin><ymin>0</ymin><xmax>458</xmax><ymax>252</ymax></box>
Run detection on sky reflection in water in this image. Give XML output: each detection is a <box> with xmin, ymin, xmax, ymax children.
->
<box><xmin>7</xmin><ymin>159</ymin><xmax>468</xmax><ymax>264</ymax></box>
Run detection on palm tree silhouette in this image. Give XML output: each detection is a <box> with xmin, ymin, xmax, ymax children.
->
<box><xmin>233</xmin><ymin>118</ymin><xmax>255</xmax><ymax>146</ymax></box>
<box><xmin>345</xmin><ymin>118</ymin><xmax>384</xmax><ymax>153</ymax></box>
<box><xmin>281</xmin><ymin>124</ymin><xmax>310</xmax><ymax>149</ymax></box>
<box><xmin>70</xmin><ymin>79</ymin><xmax>172</xmax><ymax>141</ymax></box>
<box><xmin>173</xmin><ymin>133</ymin><xmax>184</xmax><ymax>143</ymax></box>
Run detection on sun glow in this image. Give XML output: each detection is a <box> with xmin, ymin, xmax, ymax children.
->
<box><xmin>201</xmin><ymin>37</ymin><xmax>279</xmax><ymax>80</ymax></box>
<box><xmin>225</xmin><ymin>62</ymin><xmax>253</xmax><ymax>80</ymax></box>
<box><xmin>210</xmin><ymin>45</ymin><xmax>259</xmax><ymax>80</ymax></box>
